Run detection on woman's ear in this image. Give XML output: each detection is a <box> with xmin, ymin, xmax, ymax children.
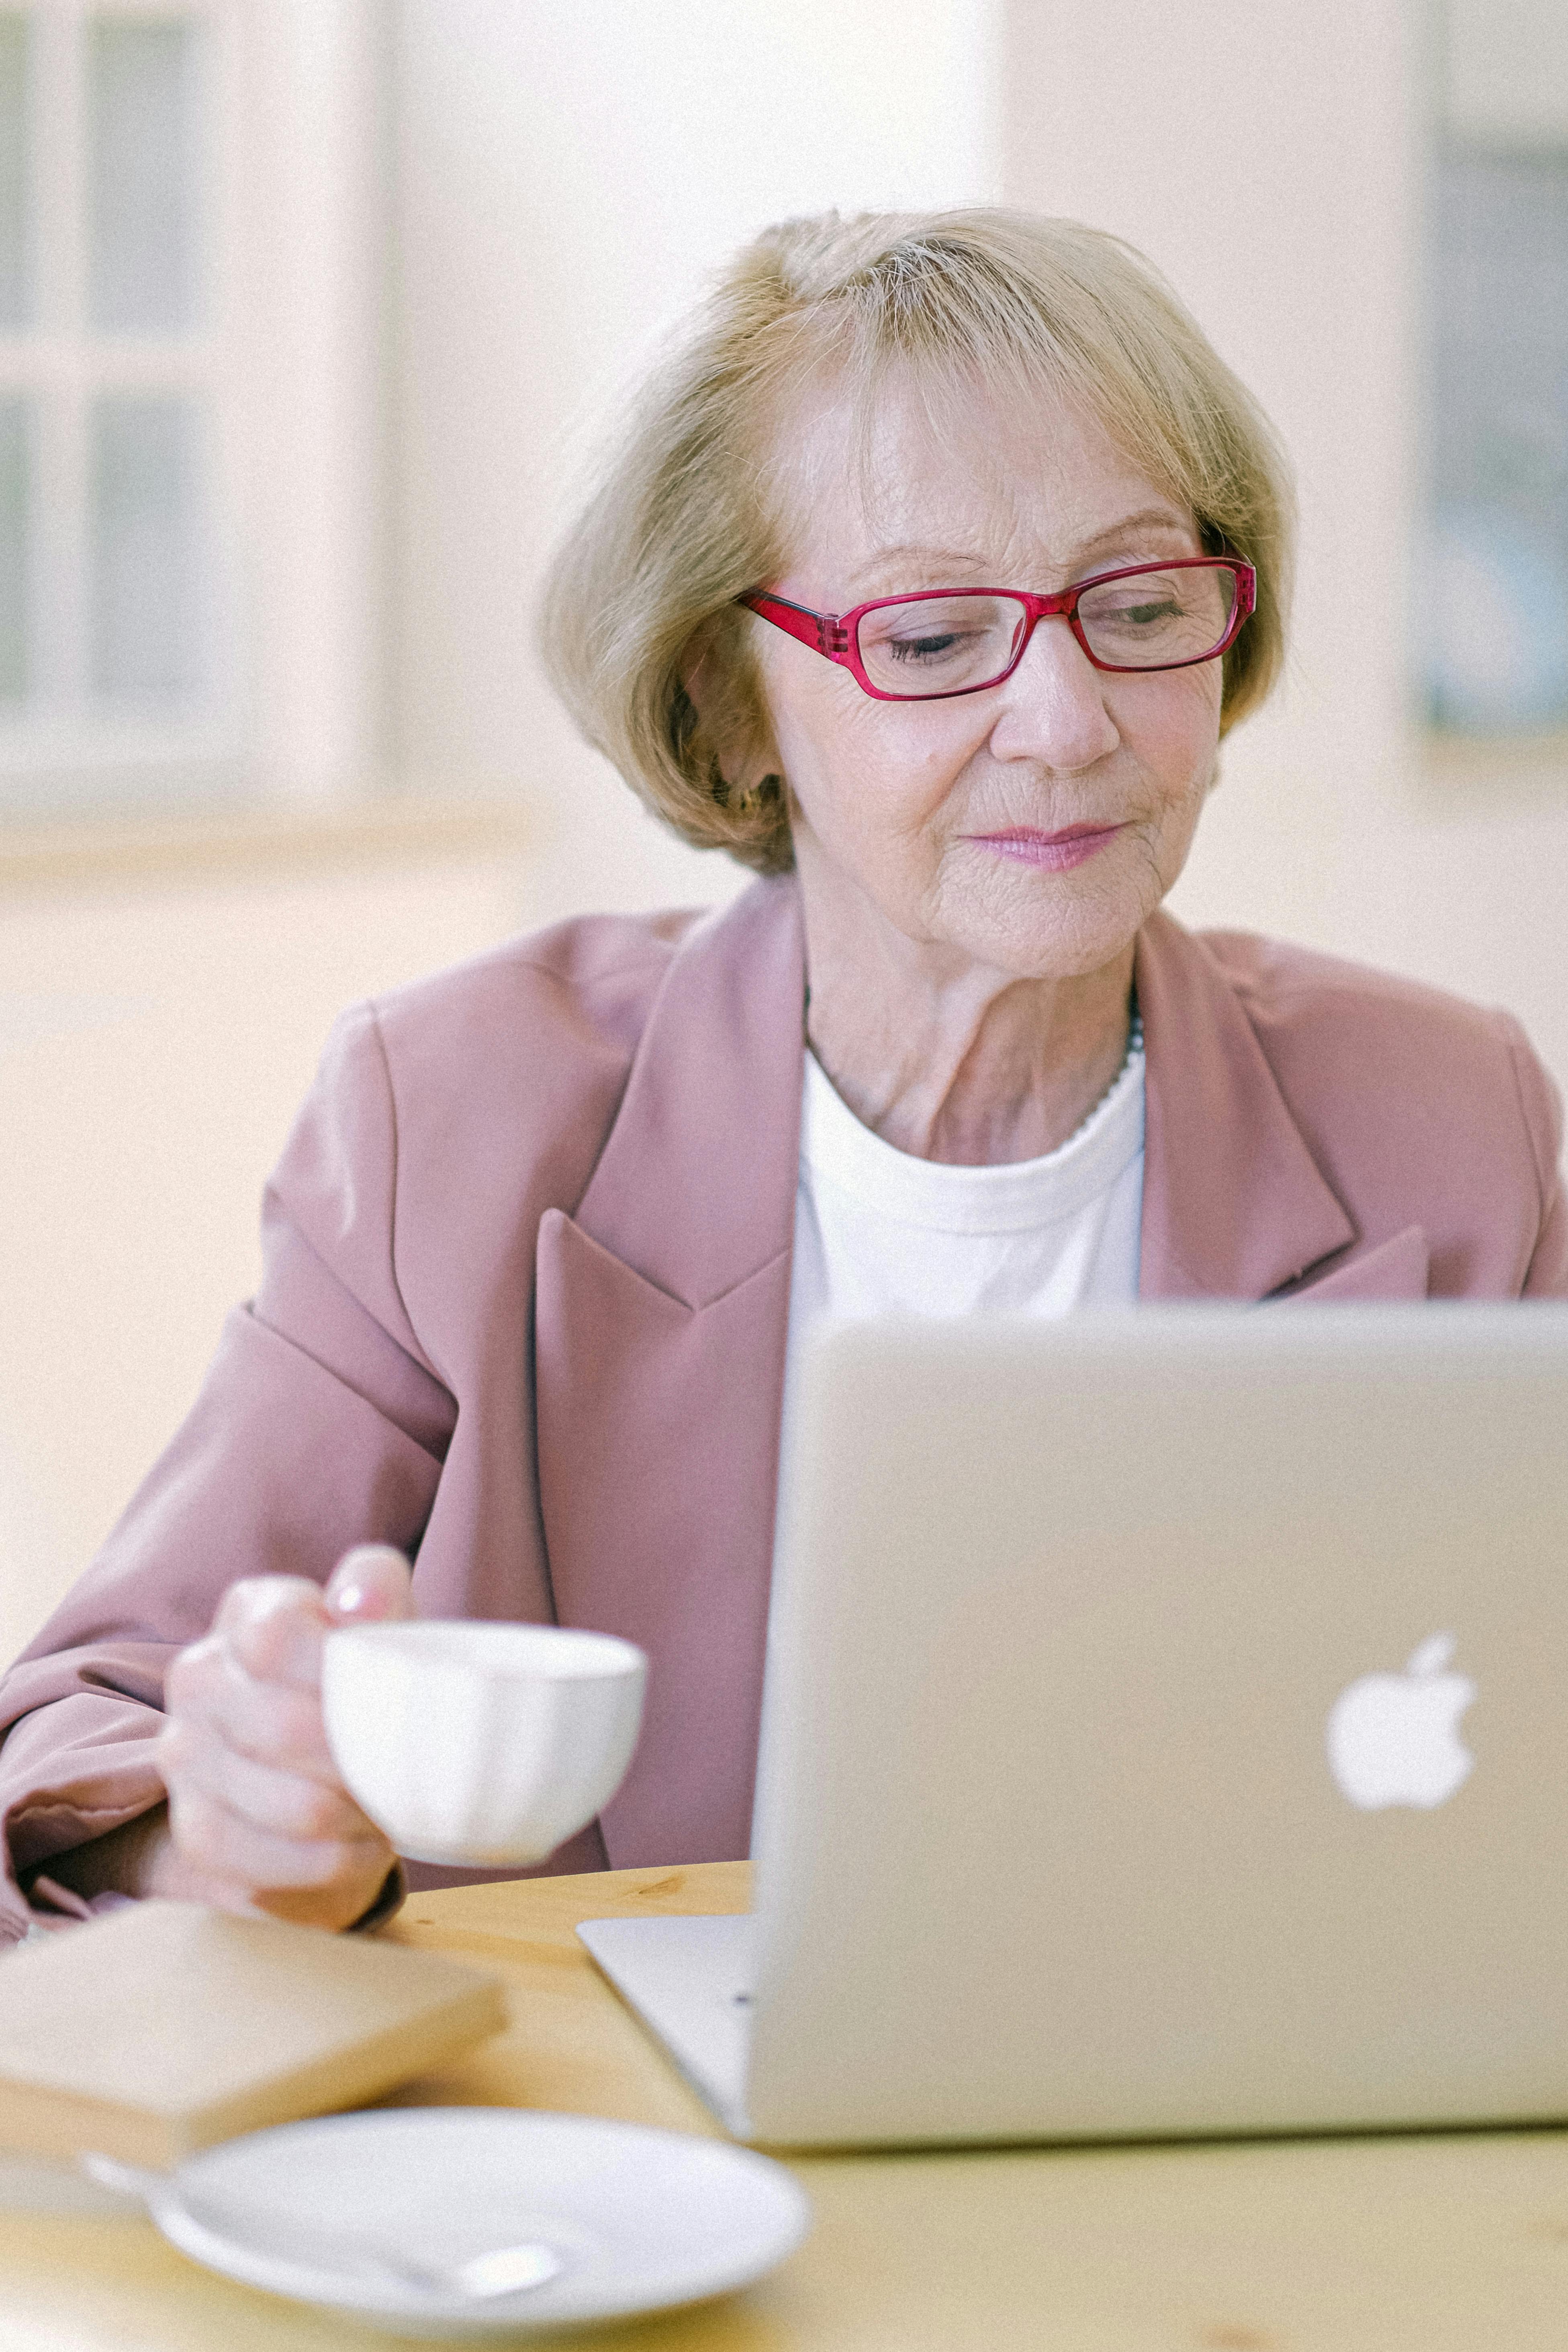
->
<box><xmin>680</xmin><ymin>625</ymin><xmax>781</xmax><ymax>800</ymax></box>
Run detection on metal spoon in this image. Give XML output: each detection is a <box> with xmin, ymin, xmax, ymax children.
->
<box><xmin>82</xmin><ymin>2155</ymin><xmax>565</xmax><ymax>2300</ymax></box>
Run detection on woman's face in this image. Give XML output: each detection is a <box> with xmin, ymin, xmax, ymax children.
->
<box><xmin>749</xmin><ymin>374</ymin><xmax>1224</xmax><ymax>983</ymax></box>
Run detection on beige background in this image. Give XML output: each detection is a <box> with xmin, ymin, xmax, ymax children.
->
<box><xmin>4</xmin><ymin>0</ymin><xmax>1566</xmax><ymax>1661</ymax></box>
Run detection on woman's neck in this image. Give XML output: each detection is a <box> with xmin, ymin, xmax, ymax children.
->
<box><xmin>799</xmin><ymin>883</ymin><xmax>1137</xmax><ymax>1168</ymax></box>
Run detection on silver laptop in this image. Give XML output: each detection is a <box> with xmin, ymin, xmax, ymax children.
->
<box><xmin>579</xmin><ymin>1306</ymin><xmax>1568</xmax><ymax>2147</ymax></box>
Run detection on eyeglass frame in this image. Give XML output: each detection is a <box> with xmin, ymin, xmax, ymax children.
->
<box><xmin>736</xmin><ymin>557</ymin><xmax>1257</xmax><ymax>703</ymax></box>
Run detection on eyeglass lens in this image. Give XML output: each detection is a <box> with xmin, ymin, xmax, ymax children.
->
<box><xmin>853</xmin><ymin>566</ymin><xmax>1239</xmax><ymax>694</ymax></box>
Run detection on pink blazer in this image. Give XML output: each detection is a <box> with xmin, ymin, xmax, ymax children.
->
<box><xmin>3</xmin><ymin>876</ymin><xmax>1564</xmax><ymax>1941</ymax></box>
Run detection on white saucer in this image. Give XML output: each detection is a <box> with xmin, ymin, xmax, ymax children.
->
<box><xmin>121</xmin><ymin>2109</ymin><xmax>811</xmax><ymax>2337</ymax></box>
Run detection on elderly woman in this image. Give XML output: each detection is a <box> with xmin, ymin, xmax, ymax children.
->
<box><xmin>2</xmin><ymin>210</ymin><xmax>1563</xmax><ymax>1945</ymax></box>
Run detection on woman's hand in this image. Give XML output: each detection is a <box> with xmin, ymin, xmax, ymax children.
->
<box><xmin>144</xmin><ymin>1544</ymin><xmax>416</xmax><ymax>1929</ymax></box>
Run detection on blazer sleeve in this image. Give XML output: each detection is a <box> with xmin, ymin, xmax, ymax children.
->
<box><xmin>1501</xmin><ymin>1014</ymin><xmax>1568</xmax><ymax>1299</ymax></box>
<box><xmin>0</xmin><ymin>1003</ymin><xmax>457</xmax><ymax>1945</ymax></box>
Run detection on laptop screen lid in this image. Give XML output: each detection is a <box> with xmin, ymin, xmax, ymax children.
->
<box><xmin>741</xmin><ymin>1304</ymin><xmax>1568</xmax><ymax>2147</ymax></box>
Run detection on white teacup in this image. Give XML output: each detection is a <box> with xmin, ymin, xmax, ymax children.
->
<box><xmin>321</xmin><ymin>1621</ymin><xmax>647</xmax><ymax>1867</ymax></box>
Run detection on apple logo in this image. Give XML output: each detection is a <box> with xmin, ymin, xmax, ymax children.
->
<box><xmin>1325</xmin><ymin>1633</ymin><xmax>1476</xmax><ymax>1810</ymax></box>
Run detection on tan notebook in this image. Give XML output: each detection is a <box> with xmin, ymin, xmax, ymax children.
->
<box><xmin>0</xmin><ymin>1900</ymin><xmax>506</xmax><ymax>2168</ymax></box>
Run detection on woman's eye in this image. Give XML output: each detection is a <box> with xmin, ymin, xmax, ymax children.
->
<box><xmin>1105</xmin><ymin>597</ymin><xmax>1180</xmax><ymax>626</ymax></box>
<box><xmin>859</xmin><ymin>597</ymin><xmax>1018</xmax><ymax>686</ymax></box>
<box><xmin>886</xmin><ymin>631</ymin><xmax>965</xmax><ymax>663</ymax></box>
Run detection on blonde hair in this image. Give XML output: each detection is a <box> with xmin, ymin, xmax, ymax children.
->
<box><xmin>539</xmin><ymin>208</ymin><xmax>1294</xmax><ymax>877</ymax></box>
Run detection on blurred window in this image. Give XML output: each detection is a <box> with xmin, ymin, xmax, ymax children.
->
<box><xmin>0</xmin><ymin>13</ymin><xmax>27</xmax><ymax>327</ymax></box>
<box><xmin>0</xmin><ymin>1</ymin><xmax>239</xmax><ymax>819</ymax></box>
<box><xmin>89</xmin><ymin>16</ymin><xmax>197</xmax><ymax>332</ymax></box>
<box><xmin>1426</xmin><ymin>0</ymin><xmax>1568</xmax><ymax>737</ymax></box>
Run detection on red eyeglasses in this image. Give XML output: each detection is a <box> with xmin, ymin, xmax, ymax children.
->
<box><xmin>737</xmin><ymin>559</ymin><xmax>1256</xmax><ymax>702</ymax></box>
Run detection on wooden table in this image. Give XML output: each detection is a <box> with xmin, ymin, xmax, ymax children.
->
<box><xmin>6</xmin><ymin>1861</ymin><xmax>1568</xmax><ymax>2348</ymax></box>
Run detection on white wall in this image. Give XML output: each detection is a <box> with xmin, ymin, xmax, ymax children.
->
<box><xmin>1445</xmin><ymin>0</ymin><xmax>1568</xmax><ymax>142</ymax></box>
<box><xmin>392</xmin><ymin>0</ymin><xmax>1002</xmax><ymax>928</ymax></box>
<box><xmin>1004</xmin><ymin>0</ymin><xmax>1568</xmax><ymax>1097</ymax></box>
<box><xmin>0</xmin><ymin>853</ymin><xmax>525</xmax><ymax>1660</ymax></box>
<box><xmin>234</xmin><ymin>0</ymin><xmax>393</xmax><ymax>807</ymax></box>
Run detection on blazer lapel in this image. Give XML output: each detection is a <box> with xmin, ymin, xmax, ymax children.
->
<box><xmin>534</xmin><ymin>879</ymin><xmax>805</xmax><ymax>1867</ymax></box>
<box><xmin>1277</xmin><ymin>1224</ymin><xmax>1431</xmax><ymax>1301</ymax></box>
<box><xmin>1136</xmin><ymin>911</ymin><xmax>1358</xmax><ymax>1300</ymax></box>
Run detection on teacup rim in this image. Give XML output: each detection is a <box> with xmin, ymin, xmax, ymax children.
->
<box><xmin>324</xmin><ymin>1619</ymin><xmax>646</xmax><ymax>1682</ymax></box>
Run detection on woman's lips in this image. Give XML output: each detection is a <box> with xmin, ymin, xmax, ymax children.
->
<box><xmin>967</xmin><ymin>823</ymin><xmax>1125</xmax><ymax>872</ymax></box>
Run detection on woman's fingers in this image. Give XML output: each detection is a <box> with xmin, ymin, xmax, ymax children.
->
<box><xmin>158</xmin><ymin>1553</ymin><xmax>413</xmax><ymax>1921</ymax></box>
<box><xmin>166</xmin><ymin>1777</ymin><xmax>386</xmax><ymax>1893</ymax></box>
<box><xmin>157</xmin><ymin>1710</ymin><xmax>380</xmax><ymax>1846</ymax></box>
<box><xmin>326</xmin><ymin>1544</ymin><xmax>414</xmax><ymax>1622</ymax></box>
<box><xmin>164</xmin><ymin>1634</ymin><xmax>339</xmax><ymax>1780</ymax></box>
<box><xmin>159</xmin><ymin>1789</ymin><xmax>393</xmax><ymax>1930</ymax></box>
<box><xmin>213</xmin><ymin>1574</ymin><xmax>333</xmax><ymax>1690</ymax></box>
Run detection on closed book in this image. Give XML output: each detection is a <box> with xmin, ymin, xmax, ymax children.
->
<box><xmin>0</xmin><ymin>1900</ymin><xmax>505</xmax><ymax>2167</ymax></box>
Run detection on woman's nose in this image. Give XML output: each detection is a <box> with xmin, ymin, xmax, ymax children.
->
<box><xmin>988</xmin><ymin>613</ymin><xmax>1120</xmax><ymax>770</ymax></box>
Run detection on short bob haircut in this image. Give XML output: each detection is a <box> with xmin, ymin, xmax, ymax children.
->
<box><xmin>539</xmin><ymin>208</ymin><xmax>1294</xmax><ymax>878</ymax></box>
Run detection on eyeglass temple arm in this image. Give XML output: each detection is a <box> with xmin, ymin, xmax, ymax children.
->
<box><xmin>738</xmin><ymin>592</ymin><xmax>849</xmax><ymax>657</ymax></box>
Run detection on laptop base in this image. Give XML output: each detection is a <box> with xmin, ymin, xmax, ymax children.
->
<box><xmin>577</xmin><ymin>1913</ymin><xmax>756</xmax><ymax>2137</ymax></box>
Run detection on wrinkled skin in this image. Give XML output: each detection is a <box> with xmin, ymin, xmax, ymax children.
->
<box><xmin>722</xmin><ymin>372</ymin><xmax>1223</xmax><ymax>1164</ymax></box>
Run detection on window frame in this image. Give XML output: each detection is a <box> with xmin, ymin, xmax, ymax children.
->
<box><xmin>0</xmin><ymin>0</ymin><xmax>247</xmax><ymax>816</ymax></box>
<box><xmin>0</xmin><ymin>0</ymin><xmax>393</xmax><ymax>829</ymax></box>
<box><xmin>1419</xmin><ymin>0</ymin><xmax>1568</xmax><ymax>786</ymax></box>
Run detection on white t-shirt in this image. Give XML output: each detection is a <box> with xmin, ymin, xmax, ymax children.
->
<box><xmin>784</xmin><ymin>1020</ymin><xmax>1146</xmax><ymax>1353</ymax></box>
